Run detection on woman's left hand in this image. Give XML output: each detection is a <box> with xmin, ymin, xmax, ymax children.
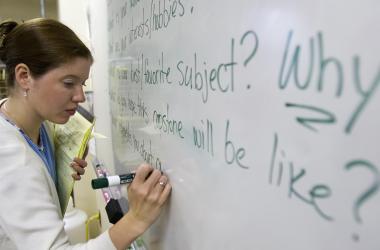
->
<box><xmin>70</xmin><ymin>157</ymin><xmax>87</xmax><ymax>180</ymax></box>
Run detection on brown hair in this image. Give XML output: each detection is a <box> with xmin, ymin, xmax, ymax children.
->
<box><xmin>0</xmin><ymin>18</ymin><xmax>93</xmax><ymax>88</ymax></box>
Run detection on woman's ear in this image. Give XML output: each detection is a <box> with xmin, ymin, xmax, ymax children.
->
<box><xmin>14</xmin><ymin>63</ymin><xmax>32</xmax><ymax>91</ymax></box>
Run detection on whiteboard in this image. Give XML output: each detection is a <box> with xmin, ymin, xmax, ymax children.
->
<box><xmin>102</xmin><ymin>0</ymin><xmax>380</xmax><ymax>249</ymax></box>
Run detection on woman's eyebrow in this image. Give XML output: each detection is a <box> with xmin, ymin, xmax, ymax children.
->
<box><xmin>62</xmin><ymin>74</ymin><xmax>80</xmax><ymax>79</ymax></box>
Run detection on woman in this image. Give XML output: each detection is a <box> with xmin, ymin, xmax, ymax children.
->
<box><xmin>0</xmin><ymin>18</ymin><xmax>171</xmax><ymax>249</ymax></box>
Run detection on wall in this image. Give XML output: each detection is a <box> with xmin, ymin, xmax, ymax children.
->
<box><xmin>0</xmin><ymin>0</ymin><xmax>57</xmax><ymax>22</ymax></box>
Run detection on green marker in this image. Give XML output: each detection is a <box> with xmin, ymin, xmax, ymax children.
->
<box><xmin>91</xmin><ymin>173</ymin><xmax>136</xmax><ymax>189</ymax></box>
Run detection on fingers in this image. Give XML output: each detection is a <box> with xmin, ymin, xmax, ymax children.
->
<box><xmin>73</xmin><ymin>157</ymin><xmax>87</xmax><ymax>169</ymax></box>
<box><xmin>134</xmin><ymin>164</ymin><xmax>161</xmax><ymax>188</ymax></box>
<box><xmin>144</xmin><ymin>169</ymin><xmax>162</xmax><ymax>188</ymax></box>
<box><xmin>71</xmin><ymin>172</ymin><xmax>81</xmax><ymax>181</ymax></box>
<box><xmin>133</xmin><ymin>164</ymin><xmax>154</xmax><ymax>183</ymax></box>
<box><xmin>70</xmin><ymin>157</ymin><xmax>87</xmax><ymax>181</ymax></box>
<box><xmin>153</xmin><ymin>175</ymin><xmax>172</xmax><ymax>205</ymax></box>
<box><xmin>156</xmin><ymin>175</ymin><xmax>168</xmax><ymax>189</ymax></box>
<box><xmin>143</xmin><ymin>174</ymin><xmax>171</xmax><ymax>208</ymax></box>
<box><xmin>70</xmin><ymin>161</ymin><xmax>85</xmax><ymax>175</ymax></box>
<box><xmin>125</xmin><ymin>164</ymin><xmax>172</xmax><ymax>229</ymax></box>
<box><xmin>159</xmin><ymin>181</ymin><xmax>172</xmax><ymax>205</ymax></box>
<box><xmin>132</xmin><ymin>164</ymin><xmax>171</xmax><ymax>200</ymax></box>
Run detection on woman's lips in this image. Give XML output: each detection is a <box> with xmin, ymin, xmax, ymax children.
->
<box><xmin>65</xmin><ymin>108</ymin><xmax>77</xmax><ymax>116</ymax></box>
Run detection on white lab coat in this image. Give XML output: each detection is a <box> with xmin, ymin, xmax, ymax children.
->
<box><xmin>0</xmin><ymin>100</ymin><xmax>116</xmax><ymax>250</ymax></box>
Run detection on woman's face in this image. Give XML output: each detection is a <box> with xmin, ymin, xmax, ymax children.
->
<box><xmin>27</xmin><ymin>57</ymin><xmax>92</xmax><ymax>124</ymax></box>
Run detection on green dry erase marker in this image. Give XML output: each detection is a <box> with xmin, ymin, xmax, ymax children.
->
<box><xmin>91</xmin><ymin>173</ymin><xmax>136</xmax><ymax>189</ymax></box>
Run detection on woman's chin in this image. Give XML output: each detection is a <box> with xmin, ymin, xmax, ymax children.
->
<box><xmin>49</xmin><ymin>116</ymin><xmax>71</xmax><ymax>124</ymax></box>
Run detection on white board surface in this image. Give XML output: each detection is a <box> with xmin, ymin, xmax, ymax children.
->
<box><xmin>103</xmin><ymin>1</ymin><xmax>380</xmax><ymax>249</ymax></box>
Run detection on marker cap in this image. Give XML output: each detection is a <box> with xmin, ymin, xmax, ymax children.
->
<box><xmin>91</xmin><ymin>177</ymin><xmax>109</xmax><ymax>189</ymax></box>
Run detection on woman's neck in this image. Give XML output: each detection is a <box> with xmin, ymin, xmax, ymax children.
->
<box><xmin>1</xmin><ymin>97</ymin><xmax>42</xmax><ymax>144</ymax></box>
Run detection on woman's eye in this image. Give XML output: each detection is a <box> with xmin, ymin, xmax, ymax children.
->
<box><xmin>63</xmin><ymin>79</ymin><xmax>76</xmax><ymax>87</ymax></box>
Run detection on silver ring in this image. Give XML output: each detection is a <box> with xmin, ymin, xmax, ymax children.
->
<box><xmin>159</xmin><ymin>181</ymin><xmax>166</xmax><ymax>187</ymax></box>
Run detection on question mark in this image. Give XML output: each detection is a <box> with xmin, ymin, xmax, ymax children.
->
<box><xmin>239</xmin><ymin>30</ymin><xmax>259</xmax><ymax>90</ymax></box>
<box><xmin>240</xmin><ymin>30</ymin><xmax>259</xmax><ymax>67</ymax></box>
<box><xmin>345</xmin><ymin>159</ymin><xmax>380</xmax><ymax>224</ymax></box>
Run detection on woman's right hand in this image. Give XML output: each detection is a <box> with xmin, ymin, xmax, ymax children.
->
<box><xmin>126</xmin><ymin>164</ymin><xmax>172</xmax><ymax>231</ymax></box>
<box><xmin>109</xmin><ymin>164</ymin><xmax>171</xmax><ymax>249</ymax></box>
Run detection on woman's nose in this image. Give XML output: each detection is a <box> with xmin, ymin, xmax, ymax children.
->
<box><xmin>72</xmin><ymin>85</ymin><xmax>86</xmax><ymax>103</ymax></box>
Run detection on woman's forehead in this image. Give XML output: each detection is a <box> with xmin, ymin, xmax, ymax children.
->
<box><xmin>49</xmin><ymin>57</ymin><xmax>91</xmax><ymax>79</ymax></box>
